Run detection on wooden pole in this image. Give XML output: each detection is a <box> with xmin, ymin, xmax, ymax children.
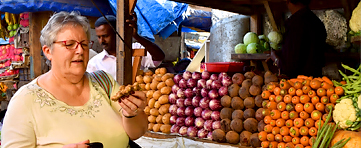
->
<box><xmin>117</xmin><ymin>0</ymin><xmax>133</xmax><ymax>85</ymax></box>
<box><xmin>29</xmin><ymin>12</ymin><xmax>44</xmax><ymax>79</ymax></box>
<box><xmin>263</xmin><ymin>1</ymin><xmax>279</xmax><ymax>32</ymax></box>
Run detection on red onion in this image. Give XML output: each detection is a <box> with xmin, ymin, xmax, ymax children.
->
<box><xmin>192</xmin><ymin>96</ymin><xmax>202</xmax><ymax>107</ymax></box>
<box><xmin>171</xmin><ymin>125</ymin><xmax>180</xmax><ymax>133</ymax></box>
<box><xmin>208</xmin><ymin>89</ymin><xmax>219</xmax><ymax>100</ymax></box>
<box><xmin>210</xmin><ymin>74</ymin><xmax>218</xmax><ymax>81</ymax></box>
<box><xmin>192</xmin><ymin>87</ymin><xmax>201</xmax><ymax>96</ymax></box>
<box><xmin>206</xmin><ymin>79</ymin><xmax>213</xmax><ymax>89</ymax></box>
<box><xmin>197</xmin><ymin>128</ymin><xmax>209</xmax><ymax>139</ymax></box>
<box><xmin>209</xmin><ymin>99</ymin><xmax>222</xmax><ymax>111</ymax></box>
<box><xmin>194</xmin><ymin>107</ymin><xmax>203</xmax><ymax>117</ymax></box>
<box><xmin>185</xmin><ymin>106</ymin><xmax>194</xmax><ymax>116</ymax></box>
<box><xmin>184</xmin><ymin>98</ymin><xmax>193</xmax><ymax>106</ymax></box>
<box><xmin>179</xmin><ymin>126</ymin><xmax>188</xmax><ymax>136</ymax></box>
<box><xmin>173</xmin><ymin>74</ymin><xmax>182</xmax><ymax>84</ymax></box>
<box><xmin>187</xmin><ymin>78</ymin><xmax>197</xmax><ymax>88</ymax></box>
<box><xmin>178</xmin><ymin>79</ymin><xmax>187</xmax><ymax>88</ymax></box>
<box><xmin>176</xmin><ymin>117</ymin><xmax>186</xmax><ymax>126</ymax></box>
<box><xmin>201</xmin><ymin>88</ymin><xmax>209</xmax><ymax>98</ymax></box>
<box><xmin>172</xmin><ymin>85</ymin><xmax>180</xmax><ymax>94</ymax></box>
<box><xmin>201</xmin><ymin>109</ymin><xmax>212</xmax><ymax>120</ymax></box>
<box><xmin>184</xmin><ymin>88</ymin><xmax>194</xmax><ymax>98</ymax></box>
<box><xmin>168</xmin><ymin>93</ymin><xmax>178</xmax><ymax>104</ymax></box>
<box><xmin>187</xmin><ymin>126</ymin><xmax>198</xmax><ymax>137</ymax></box>
<box><xmin>177</xmin><ymin>89</ymin><xmax>185</xmax><ymax>98</ymax></box>
<box><xmin>192</xmin><ymin>72</ymin><xmax>202</xmax><ymax>80</ymax></box>
<box><xmin>212</xmin><ymin>121</ymin><xmax>221</xmax><ymax>130</ymax></box>
<box><xmin>199</xmin><ymin>97</ymin><xmax>210</xmax><ymax>109</ymax></box>
<box><xmin>195</xmin><ymin>117</ymin><xmax>205</xmax><ymax>129</ymax></box>
<box><xmin>169</xmin><ymin>104</ymin><xmax>178</xmax><ymax>115</ymax></box>
<box><xmin>218</xmin><ymin>86</ymin><xmax>228</xmax><ymax>97</ymax></box>
<box><xmin>207</xmin><ymin>131</ymin><xmax>213</xmax><ymax>140</ymax></box>
<box><xmin>170</xmin><ymin>116</ymin><xmax>178</xmax><ymax>125</ymax></box>
<box><xmin>183</xmin><ymin>71</ymin><xmax>192</xmax><ymax>80</ymax></box>
<box><xmin>176</xmin><ymin>98</ymin><xmax>185</xmax><ymax>107</ymax></box>
<box><xmin>197</xmin><ymin>79</ymin><xmax>206</xmax><ymax>88</ymax></box>
<box><xmin>177</xmin><ymin>107</ymin><xmax>186</xmax><ymax>117</ymax></box>
<box><xmin>218</xmin><ymin>72</ymin><xmax>228</xmax><ymax>81</ymax></box>
<box><xmin>221</xmin><ymin>75</ymin><xmax>232</xmax><ymax>86</ymax></box>
<box><xmin>204</xmin><ymin>120</ymin><xmax>213</xmax><ymax>131</ymax></box>
<box><xmin>185</xmin><ymin>116</ymin><xmax>195</xmax><ymax>126</ymax></box>
<box><xmin>201</xmin><ymin>71</ymin><xmax>211</xmax><ymax>80</ymax></box>
<box><xmin>211</xmin><ymin>111</ymin><xmax>220</xmax><ymax>121</ymax></box>
<box><xmin>211</xmin><ymin>80</ymin><xmax>222</xmax><ymax>89</ymax></box>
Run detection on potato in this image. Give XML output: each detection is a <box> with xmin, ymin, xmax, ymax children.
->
<box><xmin>226</xmin><ymin>131</ymin><xmax>240</xmax><ymax>144</ymax></box>
<box><xmin>255</xmin><ymin>108</ymin><xmax>265</xmax><ymax>121</ymax></box>
<box><xmin>221</xmin><ymin>119</ymin><xmax>231</xmax><ymax>132</ymax></box>
<box><xmin>238</xmin><ymin>86</ymin><xmax>250</xmax><ymax>99</ymax></box>
<box><xmin>242</xmin><ymin>79</ymin><xmax>252</xmax><ymax>89</ymax></box>
<box><xmin>139</xmin><ymin>84</ymin><xmax>146</xmax><ymax>90</ymax></box>
<box><xmin>155</xmin><ymin>68</ymin><xmax>160</xmax><ymax>74</ymax></box>
<box><xmin>145</xmin><ymin>83</ymin><xmax>151</xmax><ymax>90</ymax></box>
<box><xmin>212</xmin><ymin>129</ymin><xmax>226</xmax><ymax>143</ymax></box>
<box><xmin>160</xmin><ymin>86</ymin><xmax>172</xmax><ymax>95</ymax></box>
<box><xmin>157</xmin><ymin>82</ymin><xmax>166</xmax><ymax>90</ymax></box>
<box><xmin>148</xmin><ymin>115</ymin><xmax>156</xmax><ymax>123</ymax></box>
<box><xmin>136</xmin><ymin>75</ymin><xmax>144</xmax><ymax>84</ymax></box>
<box><xmin>156</xmin><ymin>115</ymin><xmax>163</xmax><ymax>124</ymax></box>
<box><xmin>159</xmin><ymin>104</ymin><xmax>170</xmax><ymax>115</ymax></box>
<box><xmin>244</xmin><ymin>97</ymin><xmax>255</xmax><ymax>109</ymax></box>
<box><xmin>160</xmin><ymin>124</ymin><xmax>171</xmax><ymax>134</ymax></box>
<box><xmin>230</xmin><ymin>119</ymin><xmax>243</xmax><ymax>133</ymax></box>
<box><xmin>249</xmin><ymin>85</ymin><xmax>261</xmax><ymax>96</ymax></box>
<box><xmin>159</xmin><ymin>68</ymin><xmax>167</xmax><ymax>75</ymax></box>
<box><xmin>150</xmin><ymin>108</ymin><xmax>159</xmax><ymax>116</ymax></box>
<box><xmin>244</xmin><ymin>108</ymin><xmax>255</xmax><ymax>119</ymax></box>
<box><xmin>221</xmin><ymin>95</ymin><xmax>232</xmax><ymax>108</ymax></box>
<box><xmin>150</xmin><ymin>81</ymin><xmax>159</xmax><ymax>90</ymax></box>
<box><xmin>158</xmin><ymin>95</ymin><xmax>169</xmax><ymax>105</ymax></box>
<box><xmin>231</xmin><ymin>97</ymin><xmax>244</xmax><ymax>110</ymax></box>
<box><xmin>143</xmin><ymin>75</ymin><xmax>153</xmax><ymax>83</ymax></box>
<box><xmin>220</xmin><ymin>108</ymin><xmax>233</xmax><ymax>120</ymax></box>
<box><xmin>144</xmin><ymin>70</ymin><xmax>153</xmax><ymax>76</ymax></box>
<box><xmin>162</xmin><ymin>113</ymin><xmax>171</xmax><ymax>124</ymax></box>
<box><xmin>252</xmin><ymin>75</ymin><xmax>263</xmax><ymax>86</ymax></box>
<box><xmin>232</xmin><ymin>73</ymin><xmax>245</xmax><ymax>85</ymax></box>
<box><xmin>165</xmin><ymin>78</ymin><xmax>175</xmax><ymax>87</ymax></box>
<box><xmin>148</xmin><ymin>123</ymin><xmax>155</xmax><ymax>131</ymax></box>
<box><xmin>232</xmin><ymin>109</ymin><xmax>244</xmax><ymax>120</ymax></box>
<box><xmin>153</xmin><ymin>91</ymin><xmax>162</xmax><ymax>100</ymax></box>
<box><xmin>148</xmin><ymin>98</ymin><xmax>156</xmax><ymax>108</ymax></box>
<box><xmin>153</xmin><ymin>124</ymin><xmax>162</xmax><ymax>132</ymax></box>
<box><xmin>258</xmin><ymin>120</ymin><xmax>266</xmax><ymax>132</ymax></box>
<box><xmin>144</xmin><ymin>106</ymin><xmax>151</xmax><ymax>115</ymax></box>
<box><xmin>240</xmin><ymin>131</ymin><xmax>252</xmax><ymax>146</ymax></box>
<box><xmin>146</xmin><ymin>90</ymin><xmax>154</xmax><ymax>98</ymax></box>
<box><xmin>264</xmin><ymin>70</ymin><xmax>273</xmax><ymax>78</ymax></box>
<box><xmin>244</xmin><ymin>72</ymin><xmax>255</xmax><ymax>79</ymax></box>
<box><xmin>250</xmin><ymin>133</ymin><xmax>261</xmax><ymax>147</ymax></box>
<box><xmin>244</xmin><ymin>118</ymin><xmax>258</xmax><ymax>133</ymax></box>
<box><xmin>228</xmin><ymin>84</ymin><xmax>240</xmax><ymax>97</ymax></box>
<box><xmin>154</xmin><ymin>74</ymin><xmax>163</xmax><ymax>82</ymax></box>
<box><xmin>254</xmin><ymin>95</ymin><xmax>263</xmax><ymax>108</ymax></box>
<box><xmin>265</xmin><ymin>74</ymin><xmax>278</xmax><ymax>84</ymax></box>
<box><xmin>161</xmin><ymin>73</ymin><xmax>172</xmax><ymax>82</ymax></box>
<box><xmin>154</xmin><ymin>101</ymin><xmax>161</xmax><ymax>109</ymax></box>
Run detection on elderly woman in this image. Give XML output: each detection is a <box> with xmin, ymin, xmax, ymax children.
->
<box><xmin>1</xmin><ymin>11</ymin><xmax>147</xmax><ymax>148</ymax></box>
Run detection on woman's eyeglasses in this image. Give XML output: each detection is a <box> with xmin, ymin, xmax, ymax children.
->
<box><xmin>53</xmin><ymin>40</ymin><xmax>94</xmax><ymax>50</ymax></box>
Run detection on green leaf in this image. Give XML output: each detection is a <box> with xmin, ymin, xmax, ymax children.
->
<box><xmin>346</xmin><ymin>120</ymin><xmax>353</xmax><ymax>125</ymax></box>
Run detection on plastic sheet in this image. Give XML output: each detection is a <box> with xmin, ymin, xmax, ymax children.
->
<box><xmin>181</xmin><ymin>8</ymin><xmax>212</xmax><ymax>32</ymax></box>
<box><xmin>0</xmin><ymin>0</ymin><xmax>114</xmax><ymax>17</ymax></box>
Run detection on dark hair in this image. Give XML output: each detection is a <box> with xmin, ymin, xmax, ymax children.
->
<box><xmin>95</xmin><ymin>15</ymin><xmax>116</xmax><ymax>29</ymax></box>
<box><xmin>289</xmin><ymin>0</ymin><xmax>311</xmax><ymax>6</ymax></box>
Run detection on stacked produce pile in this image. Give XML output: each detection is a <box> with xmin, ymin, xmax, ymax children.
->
<box><xmin>136</xmin><ymin>68</ymin><xmax>175</xmax><ymax>134</ymax></box>
<box><xmin>168</xmin><ymin>71</ymin><xmax>227</xmax><ymax>139</ymax></box>
<box><xmin>259</xmin><ymin>75</ymin><xmax>340</xmax><ymax>148</ymax></box>
<box><xmin>234</xmin><ymin>31</ymin><xmax>283</xmax><ymax>54</ymax></box>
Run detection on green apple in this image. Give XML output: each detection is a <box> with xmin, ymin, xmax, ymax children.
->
<box><xmin>234</xmin><ymin>43</ymin><xmax>247</xmax><ymax>54</ymax></box>
<box><xmin>13</xmin><ymin>24</ymin><xmax>19</xmax><ymax>30</ymax></box>
<box><xmin>7</xmin><ymin>25</ymin><xmax>12</xmax><ymax>31</ymax></box>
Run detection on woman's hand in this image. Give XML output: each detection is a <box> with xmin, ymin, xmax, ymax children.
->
<box><xmin>62</xmin><ymin>140</ymin><xmax>89</xmax><ymax>148</ymax></box>
<box><xmin>126</xmin><ymin>12</ymin><xmax>138</xmax><ymax>37</ymax></box>
<box><xmin>119</xmin><ymin>91</ymin><xmax>146</xmax><ymax>118</ymax></box>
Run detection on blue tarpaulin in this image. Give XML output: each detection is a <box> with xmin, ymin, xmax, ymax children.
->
<box><xmin>109</xmin><ymin>0</ymin><xmax>188</xmax><ymax>42</ymax></box>
<box><xmin>181</xmin><ymin>8</ymin><xmax>212</xmax><ymax>32</ymax></box>
<box><xmin>0</xmin><ymin>0</ymin><xmax>114</xmax><ymax>17</ymax></box>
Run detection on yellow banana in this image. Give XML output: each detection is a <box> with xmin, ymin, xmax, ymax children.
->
<box><xmin>4</xmin><ymin>12</ymin><xmax>11</xmax><ymax>25</ymax></box>
<box><xmin>0</xmin><ymin>19</ymin><xmax>3</xmax><ymax>30</ymax></box>
<box><xmin>11</xmin><ymin>13</ymin><xmax>16</xmax><ymax>25</ymax></box>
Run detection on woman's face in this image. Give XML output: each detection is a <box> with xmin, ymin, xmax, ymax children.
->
<box><xmin>46</xmin><ymin>25</ymin><xmax>89</xmax><ymax>77</ymax></box>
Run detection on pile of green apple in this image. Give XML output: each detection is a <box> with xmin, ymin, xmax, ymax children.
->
<box><xmin>7</xmin><ymin>24</ymin><xmax>19</xmax><ymax>37</ymax></box>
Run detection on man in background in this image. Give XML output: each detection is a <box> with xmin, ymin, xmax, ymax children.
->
<box><xmin>87</xmin><ymin>15</ymin><xmax>165</xmax><ymax>79</ymax></box>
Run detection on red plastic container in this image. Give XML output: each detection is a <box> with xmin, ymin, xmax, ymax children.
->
<box><xmin>205</xmin><ymin>62</ymin><xmax>244</xmax><ymax>73</ymax></box>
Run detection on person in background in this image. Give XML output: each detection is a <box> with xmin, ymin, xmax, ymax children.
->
<box><xmin>167</xmin><ymin>51</ymin><xmax>191</xmax><ymax>73</ymax></box>
<box><xmin>269</xmin><ymin>0</ymin><xmax>327</xmax><ymax>78</ymax></box>
<box><xmin>87</xmin><ymin>14</ymin><xmax>165</xmax><ymax>79</ymax></box>
<box><xmin>1</xmin><ymin>11</ymin><xmax>147</xmax><ymax>147</ymax></box>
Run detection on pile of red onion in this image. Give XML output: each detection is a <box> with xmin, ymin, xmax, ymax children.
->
<box><xmin>169</xmin><ymin>71</ymin><xmax>232</xmax><ymax>140</ymax></box>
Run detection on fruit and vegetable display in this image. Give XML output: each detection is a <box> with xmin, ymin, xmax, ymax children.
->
<box><xmin>234</xmin><ymin>31</ymin><xmax>282</xmax><ymax>54</ymax></box>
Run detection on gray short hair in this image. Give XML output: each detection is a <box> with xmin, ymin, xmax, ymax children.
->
<box><xmin>40</xmin><ymin>11</ymin><xmax>91</xmax><ymax>49</ymax></box>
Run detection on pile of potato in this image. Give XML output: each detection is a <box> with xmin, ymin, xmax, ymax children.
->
<box><xmin>214</xmin><ymin>71</ymin><xmax>278</xmax><ymax>147</ymax></box>
<box><xmin>138</xmin><ymin>68</ymin><xmax>175</xmax><ymax>134</ymax></box>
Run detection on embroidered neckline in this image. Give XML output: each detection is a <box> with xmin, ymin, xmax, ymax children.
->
<box><xmin>28</xmin><ymin>75</ymin><xmax>106</xmax><ymax>118</ymax></box>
